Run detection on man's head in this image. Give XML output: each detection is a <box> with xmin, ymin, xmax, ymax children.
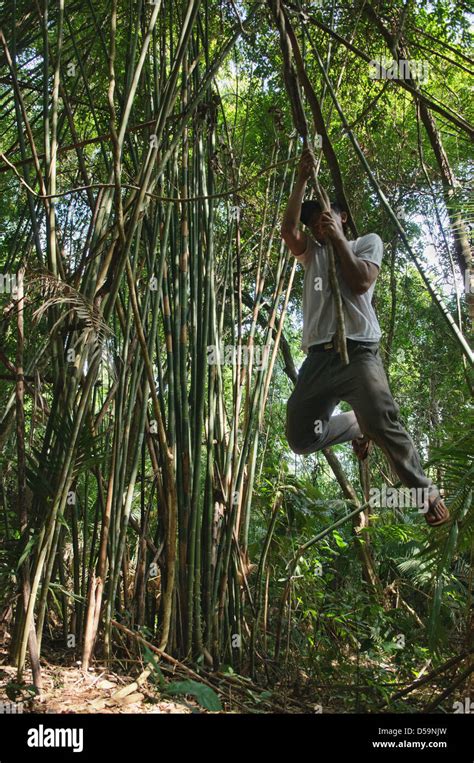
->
<box><xmin>300</xmin><ymin>200</ymin><xmax>348</xmax><ymax>243</ymax></box>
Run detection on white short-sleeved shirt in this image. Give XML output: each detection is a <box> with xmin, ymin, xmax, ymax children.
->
<box><xmin>295</xmin><ymin>233</ymin><xmax>383</xmax><ymax>353</ymax></box>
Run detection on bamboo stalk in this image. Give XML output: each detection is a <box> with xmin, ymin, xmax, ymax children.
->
<box><xmin>15</xmin><ymin>268</ymin><xmax>42</xmax><ymax>692</ymax></box>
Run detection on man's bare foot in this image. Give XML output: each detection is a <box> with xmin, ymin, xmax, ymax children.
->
<box><xmin>424</xmin><ymin>495</ymin><xmax>450</xmax><ymax>527</ymax></box>
<box><xmin>352</xmin><ymin>435</ymin><xmax>372</xmax><ymax>461</ymax></box>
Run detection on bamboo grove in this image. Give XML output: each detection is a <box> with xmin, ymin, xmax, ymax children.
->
<box><xmin>0</xmin><ymin>0</ymin><xmax>472</xmax><ymax>700</ymax></box>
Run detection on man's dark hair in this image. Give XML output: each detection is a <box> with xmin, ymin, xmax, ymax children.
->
<box><xmin>299</xmin><ymin>199</ymin><xmax>346</xmax><ymax>226</ymax></box>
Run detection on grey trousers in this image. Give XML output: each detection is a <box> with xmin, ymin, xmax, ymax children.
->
<box><xmin>286</xmin><ymin>341</ymin><xmax>439</xmax><ymax>501</ymax></box>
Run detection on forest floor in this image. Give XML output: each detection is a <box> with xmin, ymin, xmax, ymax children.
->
<box><xmin>1</xmin><ymin>647</ymin><xmax>464</xmax><ymax>714</ymax></box>
<box><xmin>3</xmin><ymin>636</ymin><xmax>458</xmax><ymax>714</ymax></box>
<box><xmin>0</xmin><ymin>644</ymin><xmax>195</xmax><ymax>714</ymax></box>
<box><xmin>0</xmin><ymin>641</ymin><xmax>323</xmax><ymax>714</ymax></box>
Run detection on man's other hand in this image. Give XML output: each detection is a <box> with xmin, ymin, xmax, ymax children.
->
<box><xmin>317</xmin><ymin>209</ymin><xmax>345</xmax><ymax>242</ymax></box>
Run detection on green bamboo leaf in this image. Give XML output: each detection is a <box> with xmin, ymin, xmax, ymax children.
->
<box><xmin>17</xmin><ymin>533</ymin><xmax>39</xmax><ymax>570</ymax></box>
<box><xmin>333</xmin><ymin>530</ymin><xmax>348</xmax><ymax>549</ymax></box>
<box><xmin>165</xmin><ymin>680</ymin><xmax>222</xmax><ymax>712</ymax></box>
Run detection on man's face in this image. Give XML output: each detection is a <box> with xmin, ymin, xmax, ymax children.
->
<box><xmin>309</xmin><ymin>209</ymin><xmax>346</xmax><ymax>243</ymax></box>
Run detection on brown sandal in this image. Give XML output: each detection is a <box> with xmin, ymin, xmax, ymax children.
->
<box><xmin>424</xmin><ymin>495</ymin><xmax>450</xmax><ymax>527</ymax></box>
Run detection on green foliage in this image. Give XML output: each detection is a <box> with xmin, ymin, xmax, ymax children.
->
<box><xmin>143</xmin><ymin>646</ymin><xmax>222</xmax><ymax>712</ymax></box>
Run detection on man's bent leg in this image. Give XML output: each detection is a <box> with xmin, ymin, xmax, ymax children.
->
<box><xmin>287</xmin><ymin>408</ymin><xmax>362</xmax><ymax>455</ymax></box>
<box><xmin>286</xmin><ymin>353</ymin><xmax>362</xmax><ymax>455</ymax></box>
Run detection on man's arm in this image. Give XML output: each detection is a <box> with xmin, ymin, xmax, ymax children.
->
<box><xmin>280</xmin><ymin>150</ymin><xmax>314</xmax><ymax>256</ymax></box>
<box><xmin>319</xmin><ymin>211</ymin><xmax>379</xmax><ymax>295</ymax></box>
